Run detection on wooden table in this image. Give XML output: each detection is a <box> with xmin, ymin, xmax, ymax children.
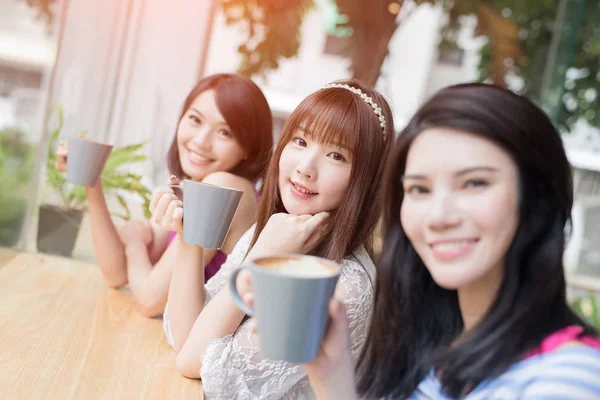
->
<box><xmin>0</xmin><ymin>252</ymin><xmax>202</xmax><ymax>399</ymax></box>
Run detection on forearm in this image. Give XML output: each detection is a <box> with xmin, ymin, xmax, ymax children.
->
<box><xmin>124</xmin><ymin>242</ymin><xmax>164</xmax><ymax>317</ymax></box>
<box><xmin>176</xmin><ymin>287</ymin><xmax>247</xmax><ymax>378</ymax></box>
<box><xmin>166</xmin><ymin>238</ymin><xmax>207</xmax><ymax>351</ymax></box>
<box><xmin>85</xmin><ymin>183</ymin><xmax>127</xmax><ymax>287</ymax></box>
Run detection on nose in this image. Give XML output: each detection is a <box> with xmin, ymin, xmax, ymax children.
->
<box><xmin>296</xmin><ymin>151</ymin><xmax>318</xmax><ymax>181</ymax></box>
<box><xmin>191</xmin><ymin>127</ymin><xmax>212</xmax><ymax>149</ymax></box>
<box><xmin>426</xmin><ymin>192</ymin><xmax>462</xmax><ymax>231</ymax></box>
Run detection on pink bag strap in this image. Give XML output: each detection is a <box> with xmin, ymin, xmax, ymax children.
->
<box><xmin>526</xmin><ymin>325</ymin><xmax>600</xmax><ymax>358</ymax></box>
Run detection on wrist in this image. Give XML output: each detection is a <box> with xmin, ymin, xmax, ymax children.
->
<box><xmin>85</xmin><ymin>183</ymin><xmax>104</xmax><ymax>202</ymax></box>
<box><xmin>124</xmin><ymin>241</ymin><xmax>146</xmax><ymax>256</ymax></box>
<box><xmin>175</xmin><ymin>235</ymin><xmax>202</xmax><ymax>254</ymax></box>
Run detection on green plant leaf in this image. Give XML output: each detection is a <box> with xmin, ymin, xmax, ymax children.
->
<box><xmin>42</xmin><ymin>106</ymin><xmax>153</xmax><ymax>220</ymax></box>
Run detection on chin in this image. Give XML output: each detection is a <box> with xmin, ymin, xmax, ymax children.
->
<box><xmin>429</xmin><ymin>270</ymin><xmax>473</xmax><ymax>290</ymax></box>
<box><xmin>281</xmin><ymin>197</ymin><xmax>317</xmax><ymax>216</ymax></box>
<box><xmin>181</xmin><ymin>163</ymin><xmax>210</xmax><ymax>181</ymax></box>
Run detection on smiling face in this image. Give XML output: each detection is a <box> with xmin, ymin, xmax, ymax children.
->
<box><xmin>278</xmin><ymin>126</ymin><xmax>352</xmax><ymax>216</ymax></box>
<box><xmin>400</xmin><ymin>128</ymin><xmax>519</xmax><ymax>291</ymax></box>
<box><xmin>176</xmin><ymin>90</ymin><xmax>246</xmax><ymax>181</ymax></box>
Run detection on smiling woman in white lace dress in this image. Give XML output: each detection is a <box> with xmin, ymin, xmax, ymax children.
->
<box><xmin>159</xmin><ymin>79</ymin><xmax>394</xmax><ymax>399</ymax></box>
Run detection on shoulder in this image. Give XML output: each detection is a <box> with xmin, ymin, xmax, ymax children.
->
<box><xmin>231</xmin><ymin>224</ymin><xmax>256</xmax><ymax>252</ymax></box>
<box><xmin>519</xmin><ymin>346</ymin><xmax>600</xmax><ymax>398</ymax></box>
<box><xmin>340</xmin><ymin>245</ymin><xmax>376</xmax><ymax>283</ymax></box>
<box><xmin>202</xmin><ymin>171</ymin><xmax>256</xmax><ymax>196</ymax></box>
<box><xmin>335</xmin><ymin>246</ymin><xmax>376</xmax><ymax>301</ymax></box>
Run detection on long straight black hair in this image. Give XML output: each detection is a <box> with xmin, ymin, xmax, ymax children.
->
<box><xmin>356</xmin><ymin>83</ymin><xmax>598</xmax><ymax>399</ymax></box>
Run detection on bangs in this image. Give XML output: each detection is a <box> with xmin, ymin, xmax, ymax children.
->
<box><xmin>283</xmin><ymin>89</ymin><xmax>362</xmax><ymax>154</ymax></box>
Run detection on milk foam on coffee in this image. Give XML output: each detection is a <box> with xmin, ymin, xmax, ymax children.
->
<box><xmin>260</xmin><ymin>258</ymin><xmax>337</xmax><ymax>278</ymax></box>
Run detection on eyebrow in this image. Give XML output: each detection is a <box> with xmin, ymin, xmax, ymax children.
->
<box><xmin>296</xmin><ymin>126</ymin><xmax>353</xmax><ymax>154</ymax></box>
<box><xmin>402</xmin><ymin>166</ymin><xmax>499</xmax><ymax>181</ymax></box>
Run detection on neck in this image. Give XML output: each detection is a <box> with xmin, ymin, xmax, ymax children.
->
<box><xmin>458</xmin><ymin>264</ymin><xmax>504</xmax><ymax>332</ymax></box>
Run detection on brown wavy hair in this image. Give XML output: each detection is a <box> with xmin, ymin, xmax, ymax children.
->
<box><xmin>167</xmin><ymin>74</ymin><xmax>273</xmax><ymax>182</ymax></box>
<box><xmin>249</xmin><ymin>79</ymin><xmax>394</xmax><ymax>261</ymax></box>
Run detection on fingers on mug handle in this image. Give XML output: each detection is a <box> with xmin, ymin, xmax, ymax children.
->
<box><xmin>164</xmin><ymin>200</ymin><xmax>182</xmax><ymax>228</ymax></box>
<box><xmin>149</xmin><ymin>187</ymin><xmax>173</xmax><ymax>214</ymax></box>
<box><xmin>168</xmin><ymin>178</ymin><xmax>183</xmax><ymax>201</ymax></box>
<box><xmin>152</xmin><ymin>192</ymin><xmax>174</xmax><ymax>224</ymax></box>
<box><xmin>242</xmin><ymin>293</ymin><xmax>254</xmax><ymax>309</ymax></box>
<box><xmin>228</xmin><ymin>268</ymin><xmax>255</xmax><ymax>316</ymax></box>
<box><xmin>173</xmin><ymin>207</ymin><xmax>184</xmax><ymax>233</ymax></box>
<box><xmin>168</xmin><ymin>175</ymin><xmax>180</xmax><ymax>185</ymax></box>
<box><xmin>327</xmin><ymin>299</ymin><xmax>351</xmax><ymax>341</ymax></box>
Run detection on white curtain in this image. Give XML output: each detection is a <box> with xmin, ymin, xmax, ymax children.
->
<box><xmin>50</xmin><ymin>0</ymin><xmax>216</xmax><ymax>186</ymax></box>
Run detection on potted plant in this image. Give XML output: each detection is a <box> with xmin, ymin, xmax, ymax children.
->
<box><xmin>0</xmin><ymin>128</ymin><xmax>34</xmax><ymax>247</ymax></box>
<box><xmin>37</xmin><ymin>106</ymin><xmax>153</xmax><ymax>257</ymax></box>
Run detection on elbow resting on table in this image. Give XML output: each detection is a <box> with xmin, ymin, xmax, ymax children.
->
<box><xmin>136</xmin><ymin>294</ymin><xmax>164</xmax><ymax>318</ymax></box>
<box><xmin>176</xmin><ymin>350</ymin><xmax>202</xmax><ymax>379</ymax></box>
<box><xmin>105</xmin><ymin>277</ymin><xmax>127</xmax><ymax>290</ymax></box>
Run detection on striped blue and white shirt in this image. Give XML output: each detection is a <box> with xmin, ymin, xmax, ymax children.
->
<box><xmin>410</xmin><ymin>345</ymin><xmax>600</xmax><ymax>399</ymax></box>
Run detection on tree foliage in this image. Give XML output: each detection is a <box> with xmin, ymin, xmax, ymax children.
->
<box><xmin>220</xmin><ymin>0</ymin><xmax>598</xmax><ymax>132</ymax></box>
<box><xmin>21</xmin><ymin>0</ymin><xmax>599</xmax><ymax>132</ymax></box>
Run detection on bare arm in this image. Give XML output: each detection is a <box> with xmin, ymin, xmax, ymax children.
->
<box><xmin>85</xmin><ymin>183</ymin><xmax>130</xmax><ymax>288</ymax></box>
<box><xmin>175</xmin><ymin>212</ymin><xmax>330</xmax><ymax>378</ymax></box>
<box><xmin>166</xmin><ymin>172</ymin><xmax>257</xmax><ymax>351</ymax></box>
<box><xmin>123</xmin><ymin>223</ymin><xmax>209</xmax><ymax>318</ymax></box>
<box><xmin>176</xmin><ymin>282</ymin><xmax>246</xmax><ymax>378</ymax></box>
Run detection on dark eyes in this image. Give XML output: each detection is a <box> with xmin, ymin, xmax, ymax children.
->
<box><xmin>404</xmin><ymin>179</ymin><xmax>489</xmax><ymax>195</ymax></box>
<box><xmin>405</xmin><ymin>185</ymin><xmax>429</xmax><ymax>195</ymax></box>
<box><xmin>328</xmin><ymin>152</ymin><xmax>346</xmax><ymax>162</ymax></box>
<box><xmin>217</xmin><ymin>129</ymin><xmax>231</xmax><ymax>138</ymax></box>
<box><xmin>293</xmin><ymin>137</ymin><xmax>307</xmax><ymax>147</ymax></box>
<box><xmin>464</xmin><ymin>179</ymin><xmax>488</xmax><ymax>188</ymax></box>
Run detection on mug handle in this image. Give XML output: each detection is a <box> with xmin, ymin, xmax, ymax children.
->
<box><xmin>229</xmin><ymin>267</ymin><xmax>255</xmax><ymax>316</ymax></box>
<box><xmin>168</xmin><ymin>184</ymin><xmax>183</xmax><ymax>201</ymax></box>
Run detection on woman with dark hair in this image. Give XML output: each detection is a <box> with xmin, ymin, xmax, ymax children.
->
<box><xmin>284</xmin><ymin>83</ymin><xmax>600</xmax><ymax>399</ymax></box>
<box><xmin>161</xmin><ymin>79</ymin><xmax>394</xmax><ymax>399</ymax></box>
<box><xmin>56</xmin><ymin>74</ymin><xmax>273</xmax><ymax>317</ymax></box>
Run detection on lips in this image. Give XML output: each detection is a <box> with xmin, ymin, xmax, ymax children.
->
<box><xmin>429</xmin><ymin>239</ymin><xmax>479</xmax><ymax>262</ymax></box>
<box><xmin>291</xmin><ymin>180</ymin><xmax>318</xmax><ymax>195</ymax></box>
<box><xmin>186</xmin><ymin>148</ymin><xmax>214</xmax><ymax>165</ymax></box>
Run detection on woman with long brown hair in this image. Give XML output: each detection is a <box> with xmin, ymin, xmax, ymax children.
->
<box><xmin>161</xmin><ymin>79</ymin><xmax>394</xmax><ymax>399</ymax></box>
<box><xmin>56</xmin><ymin>74</ymin><xmax>273</xmax><ymax>317</ymax></box>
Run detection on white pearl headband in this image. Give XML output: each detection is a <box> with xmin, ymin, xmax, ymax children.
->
<box><xmin>318</xmin><ymin>83</ymin><xmax>387</xmax><ymax>140</ymax></box>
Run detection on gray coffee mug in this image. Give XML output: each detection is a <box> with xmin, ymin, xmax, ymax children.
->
<box><xmin>229</xmin><ymin>254</ymin><xmax>341</xmax><ymax>363</ymax></box>
<box><xmin>67</xmin><ymin>136</ymin><xmax>113</xmax><ymax>187</ymax></box>
<box><xmin>169</xmin><ymin>180</ymin><xmax>243</xmax><ymax>249</ymax></box>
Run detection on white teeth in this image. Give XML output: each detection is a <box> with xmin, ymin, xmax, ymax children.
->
<box><xmin>188</xmin><ymin>149</ymin><xmax>211</xmax><ymax>162</ymax></box>
<box><xmin>432</xmin><ymin>240</ymin><xmax>475</xmax><ymax>251</ymax></box>
<box><xmin>293</xmin><ymin>183</ymin><xmax>316</xmax><ymax>195</ymax></box>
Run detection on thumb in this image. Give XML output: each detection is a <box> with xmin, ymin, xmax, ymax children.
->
<box><xmin>168</xmin><ymin>175</ymin><xmax>182</xmax><ymax>201</ymax></box>
<box><xmin>173</xmin><ymin>206</ymin><xmax>184</xmax><ymax>234</ymax></box>
<box><xmin>318</xmin><ymin>299</ymin><xmax>350</xmax><ymax>348</ymax></box>
<box><xmin>168</xmin><ymin>175</ymin><xmax>180</xmax><ymax>185</ymax></box>
<box><xmin>329</xmin><ymin>299</ymin><xmax>349</xmax><ymax>334</ymax></box>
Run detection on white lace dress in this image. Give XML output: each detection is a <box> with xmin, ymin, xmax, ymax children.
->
<box><xmin>163</xmin><ymin>225</ymin><xmax>376</xmax><ymax>400</ymax></box>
